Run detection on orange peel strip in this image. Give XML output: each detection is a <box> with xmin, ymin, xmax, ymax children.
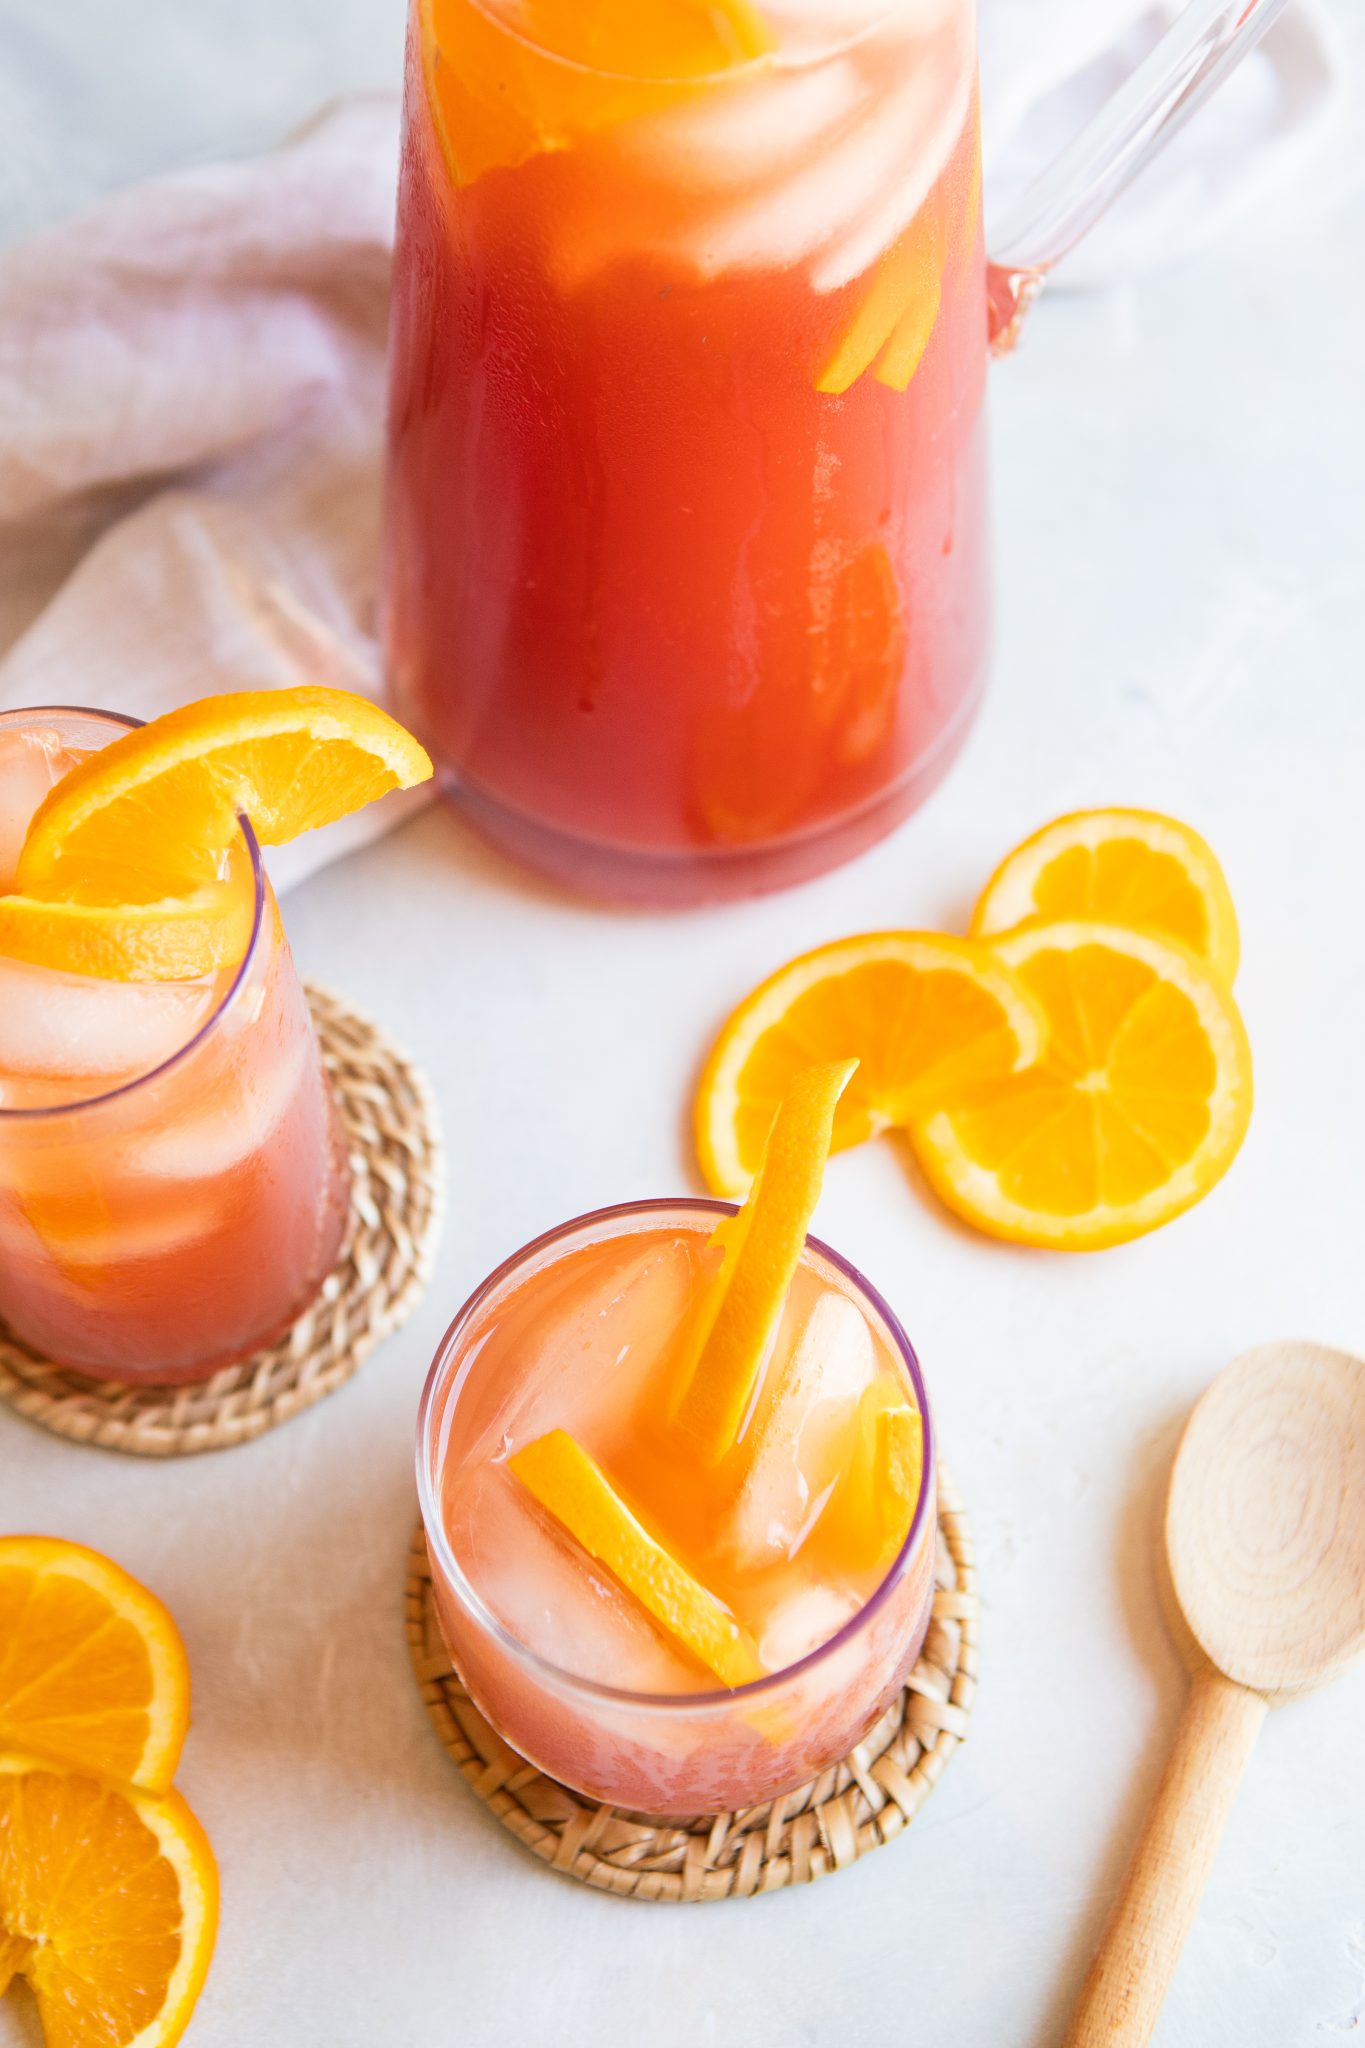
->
<box><xmin>510</xmin><ymin>1430</ymin><xmax>763</xmax><ymax>1687</ymax></box>
<box><xmin>675</xmin><ymin>1059</ymin><xmax>855</xmax><ymax>1466</ymax></box>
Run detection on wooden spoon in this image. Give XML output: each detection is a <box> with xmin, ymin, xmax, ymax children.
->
<box><xmin>1064</xmin><ymin>1339</ymin><xmax>1365</xmax><ymax>2048</ymax></box>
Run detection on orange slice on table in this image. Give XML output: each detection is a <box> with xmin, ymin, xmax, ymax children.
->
<box><xmin>0</xmin><ymin>1753</ymin><xmax>217</xmax><ymax>2048</ymax></box>
<box><xmin>912</xmin><ymin>920</ymin><xmax>1253</xmax><ymax>1249</ymax></box>
<box><xmin>972</xmin><ymin>808</ymin><xmax>1240</xmax><ymax>984</ymax></box>
<box><xmin>510</xmin><ymin>1429</ymin><xmax>763</xmax><ymax>1687</ymax></box>
<box><xmin>0</xmin><ymin>1537</ymin><xmax>190</xmax><ymax>1794</ymax></box>
<box><xmin>676</xmin><ymin>1059</ymin><xmax>854</xmax><ymax>1466</ymax></box>
<box><xmin>16</xmin><ymin>686</ymin><xmax>431</xmax><ymax>909</ymax></box>
<box><xmin>696</xmin><ymin>933</ymin><xmax>1043</xmax><ymax>1200</ymax></box>
<box><xmin>421</xmin><ymin>0</ymin><xmax>773</xmax><ymax>187</ymax></box>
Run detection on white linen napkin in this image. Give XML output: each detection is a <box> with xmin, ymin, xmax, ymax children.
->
<box><xmin>0</xmin><ymin>6</ymin><xmax>1343</xmax><ymax>889</ymax></box>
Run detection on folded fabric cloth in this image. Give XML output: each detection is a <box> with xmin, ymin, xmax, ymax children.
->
<box><xmin>0</xmin><ymin>5</ymin><xmax>1343</xmax><ymax>887</ymax></box>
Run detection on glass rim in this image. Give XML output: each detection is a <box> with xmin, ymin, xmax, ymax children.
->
<box><xmin>0</xmin><ymin>704</ymin><xmax>267</xmax><ymax>1123</ymax></box>
<box><xmin>457</xmin><ymin>0</ymin><xmax>905</xmax><ymax>88</ymax></box>
<box><xmin>415</xmin><ymin>1196</ymin><xmax>937</xmax><ymax>1715</ymax></box>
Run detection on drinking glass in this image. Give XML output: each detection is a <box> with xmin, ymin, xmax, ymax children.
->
<box><xmin>0</xmin><ymin>706</ymin><xmax>351</xmax><ymax>1382</ymax></box>
<box><xmin>416</xmin><ymin>1199</ymin><xmax>938</xmax><ymax>1816</ymax></box>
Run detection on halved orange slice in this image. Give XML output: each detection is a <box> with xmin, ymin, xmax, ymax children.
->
<box><xmin>16</xmin><ymin>687</ymin><xmax>431</xmax><ymax>908</ymax></box>
<box><xmin>0</xmin><ymin>1537</ymin><xmax>190</xmax><ymax>1795</ymax></box>
<box><xmin>912</xmin><ymin>920</ymin><xmax>1253</xmax><ymax>1249</ymax></box>
<box><xmin>0</xmin><ymin>881</ymin><xmax>253</xmax><ymax>984</ymax></box>
<box><xmin>676</xmin><ymin>1060</ymin><xmax>854</xmax><ymax>1466</ymax></box>
<box><xmin>696</xmin><ymin>933</ymin><xmax>1043</xmax><ymax>1199</ymax></box>
<box><xmin>510</xmin><ymin>1429</ymin><xmax>762</xmax><ymax>1686</ymax></box>
<box><xmin>0</xmin><ymin>1753</ymin><xmax>217</xmax><ymax>2048</ymax></box>
<box><xmin>972</xmin><ymin>808</ymin><xmax>1240</xmax><ymax>983</ymax></box>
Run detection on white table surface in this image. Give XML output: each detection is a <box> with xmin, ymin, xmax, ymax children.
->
<box><xmin>2</xmin><ymin>8</ymin><xmax>1363</xmax><ymax>2046</ymax></box>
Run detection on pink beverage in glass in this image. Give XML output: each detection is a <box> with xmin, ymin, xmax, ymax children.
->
<box><xmin>418</xmin><ymin>1200</ymin><xmax>936</xmax><ymax>1815</ymax></box>
<box><xmin>385</xmin><ymin>0</ymin><xmax>987</xmax><ymax>903</ymax></box>
<box><xmin>0</xmin><ymin>709</ymin><xmax>351</xmax><ymax>1382</ymax></box>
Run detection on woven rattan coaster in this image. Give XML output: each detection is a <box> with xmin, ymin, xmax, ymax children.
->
<box><xmin>0</xmin><ymin>983</ymin><xmax>443</xmax><ymax>1457</ymax></box>
<box><xmin>405</xmin><ymin>1466</ymin><xmax>977</xmax><ymax>1901</ymax></box>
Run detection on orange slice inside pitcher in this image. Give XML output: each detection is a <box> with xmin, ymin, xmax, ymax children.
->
<box><xmin>421</xmin><ymin>0</ymin><xmax>773</xmax><ymax>187</ymax></box>
<box><xmin>821</xmin><ymin>1381</ymin><xmax>924</xmax><ymax>1576</ymax></box>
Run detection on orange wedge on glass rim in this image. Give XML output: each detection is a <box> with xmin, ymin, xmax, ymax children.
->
<box><xmin>695</xmin><ymin>933</ymin><xmax>1043</xmax><ymax>1200</ymax></box>
<box><xmin>971</xmin><ymin>807</ymin><xmax>1240</xmax><ymax>983</ymax></box>
<box><xmin>17</xmin><ymin>687</ymin><xmax>431</xmax><ymax>906</ymax></box>
<box><xmin>510</xmin><ymin>1430</ymin><xmax>763</xmax><ymax>1686</ymax></box>
<box><xmin>0</xmin><ymin>687</ymin><xmax>431</xmax><ymax>983</ymax></box>
<box><xmin>0</xmin><ymin>1752</ymin><xmax>217</xmax><ymax>2048</ymax></box>
<box><xmin>912</xmin><ymin>920</ymin><xmax>1253</xmax><ymax>1249</ymax></box>
<box><xmin>0</xmin><ymin>1537</ymin><xmax>190</xmax><ymax>1794</ymax></box>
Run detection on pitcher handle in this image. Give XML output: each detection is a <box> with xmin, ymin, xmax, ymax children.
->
<box><xmin>985</xmin><ymin>0</ymin><xmax>1294</xmax><ymax>352</ymax></box>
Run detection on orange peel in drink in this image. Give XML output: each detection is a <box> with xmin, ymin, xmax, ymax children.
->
<box><xmin>674</xmin><ymin>1059</ymin><xmax>856</xmax><ymax>1467</ymax></box>
<box><xmin>0</xmin><ymin>1536</ymin><xmax>190</xmax><ymax>1795</ymax></box>
<box><xmin>0</xmin><ymin>1753</ymin><xmax>217</xmax><ymax>2048</ymax></box>
<box><xmin>817</xmin><ymin>208</ymin><xmax>942</xmax><ymax>397</ymax></box>
<box><xmin>821</xmin><ymin>1382</ymin><xmax>924</xmax><ymax>1577</ymax></box>
<box><xmin>420</xmin><ymin>0</ymin><xmax>774</xmax><ymax>189</ymax></box>
<box><xmin>510</xmin><ymin>1430</ymin><xmax>763</xmax><ymax>1687</ymax></box>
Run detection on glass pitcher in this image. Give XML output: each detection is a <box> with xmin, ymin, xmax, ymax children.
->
<box><xmin>384</xmin><ymin>0</ymin><xmax>1289</xmax><ymax>905</ymax></box>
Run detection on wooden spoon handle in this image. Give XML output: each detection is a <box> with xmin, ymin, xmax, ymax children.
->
<box><xmin>1062</xmin><ymin>1670</ymin><xmax>1268</xmax><ymax>2048</ymax></box>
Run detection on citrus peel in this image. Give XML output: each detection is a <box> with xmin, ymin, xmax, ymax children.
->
<box><xmin>676</xmin><ymin>1059</ymin><xmax>855</xmax><ymax>1465</ymax></box>
<box><xmin>510</xmin><ymin>1430</ymin><xmax>763</xmax><ymax>1687</ymax></box>
<box><xmin>823</xmin><ymin>1384</ymin><xmax>924</xmax><ymax>1575</ymax></box>
<box><xmin>420</xmin><ymin>0</ymin><xmax>773</xmax><ymax>188</ymax></box>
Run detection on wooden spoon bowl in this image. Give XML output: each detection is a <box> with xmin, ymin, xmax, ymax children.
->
<box><xmin>1065</xmin><ymin>1340</ymin><xmax>1365</xmax><ymax>2047</ymax></box>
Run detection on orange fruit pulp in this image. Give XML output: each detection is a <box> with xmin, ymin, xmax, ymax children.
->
<box><xmin>0</xmin><ymin>1754</ymin><xmax>217</xmax><ymax>2048</ymax></box>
